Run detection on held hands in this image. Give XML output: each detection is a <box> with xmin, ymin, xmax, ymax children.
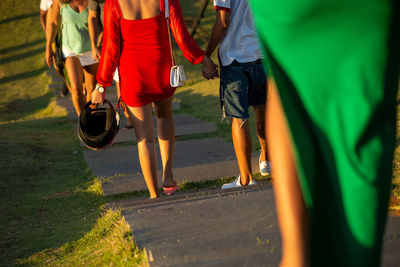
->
<box><xmin>201</xmin><ymin>56</ymin><xmax>219</xmax><ymax>80</ymax></box>
<box><xmin>91</xmin><ymin>84</ymin><xmax>105</xmax><ymax>104</ymax></box>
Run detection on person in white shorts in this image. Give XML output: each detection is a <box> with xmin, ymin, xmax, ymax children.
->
<box><xmin>45</xmin><ymin>0</ymin><xmax>99</xmax><ymax>117</ymax></box>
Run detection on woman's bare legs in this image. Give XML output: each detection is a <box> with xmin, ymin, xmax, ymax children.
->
<box><xmin>83</xmin><ymin>63</ymin><xmax>99</xmax><ymax>102</ymax></box>
<box><xmin>267</xmin><ymin>80</ymin><xmax>309</xmax><ymax>267</ymax></box>
<box><xmin>153</xmin><ymin>96</ymin><xmax>175</xmax><ymax>187</ymax></box>
<box><xmin>64</xmin><ymin>56</ymin><xmax>85</xmax><ymax>116</ymax></box>
<box><xmin>116</xmin><ymin>81</ymin><xmax>134</xmax><ymax>128</ymax></box>
<box><xmin>127</xmin><ymin>104</ymin><xmax>159</xmax><ymax>199</ymax></box>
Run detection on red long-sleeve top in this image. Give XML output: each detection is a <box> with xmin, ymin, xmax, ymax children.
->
<box><xmin>96</xmin><ymin>0</ymin><xmax>205</xmax><ymax>88</ymax></box>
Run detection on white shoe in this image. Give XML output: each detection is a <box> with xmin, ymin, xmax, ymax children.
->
<box><xmin>259</xmin><ymin>157</ymin><xmax>271</xmax><ymax>176</ymax></box>
<box><xmin>221</xmin><ymin>174</ymin><xmax>257</xmax><ymax>189</ymax></box>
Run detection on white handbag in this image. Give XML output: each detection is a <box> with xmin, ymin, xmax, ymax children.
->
<box><xmin>165</xmin><ymin>0</ymin><xmax>187</xmax><ymax>87</ymax></box>
<box><xmin>170</xmin><ymin>65</ymin><xmax>186</xmax><ymax>87</ymax></box>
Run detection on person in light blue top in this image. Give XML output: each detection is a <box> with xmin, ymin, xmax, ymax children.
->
<box><xmin>46</xmin><ymin>0</ymin><xmax>98</xmax><ymax>117</ymax></box>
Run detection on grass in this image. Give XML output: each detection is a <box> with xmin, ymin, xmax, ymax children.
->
<box><xmin>17</xmin><ymin>209</ymin><xmax>144</xmax><ymax>266</ymax></box>
<box><xmin>0</xmin><ymin>0</ymin><xmax>147</xmax><ymax>266</ymax></box>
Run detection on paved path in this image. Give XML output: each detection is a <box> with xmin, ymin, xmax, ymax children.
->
<box><xmin>49</xmin><ymin>69</ymin><xmax>400</xmax><ymax>266</ymax></box>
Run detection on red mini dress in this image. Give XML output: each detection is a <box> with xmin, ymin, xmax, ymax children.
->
<box><xmin>96</xmin><ymin>0</ymin><xmax>205</xmax><ymax>107</ymax></box>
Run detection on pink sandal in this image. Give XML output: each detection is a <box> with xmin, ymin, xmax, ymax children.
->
<box><xmin>163</xmin><ymin>185</ymin><xmax>178</xmax><ymax>196</ymax></box>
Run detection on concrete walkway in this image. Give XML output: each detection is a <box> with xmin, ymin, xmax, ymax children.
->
<box><xmin>49</xmin><ymin>69</ymin><xmax>400</xmax><ymax>267</ymax></box>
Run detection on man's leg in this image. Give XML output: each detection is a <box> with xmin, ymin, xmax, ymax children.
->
<box><xmin>231</xmin><ymin>117</ymin><xmax>254</xmax><ymax>186</ymax></box>
<box><xmin>253</xmin><ymin>104</ymin><xmax>268</xmax><ymax>162</ymax></box>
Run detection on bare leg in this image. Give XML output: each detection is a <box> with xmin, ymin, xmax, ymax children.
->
<box><xmin>253</xmin><ymin>104</ymin><xmax>267</xmax><ymax>162</ymax></box>
<box><xmin>83</xmin><ymin>63</ymin><xmax>99</xmax><ymax>102</ymax></box>
<box><xmin>231</xmin><ymin>118</ymin><xmax>253</xmax><ymax>185</ymax></box>
<box><xmin>153</xmin><ymin>96</ymin><xmax>175</xmax><ymax>187</ymax></box>
<box><xmin>127</xmin><ymin>104</ymin><xmax>159</xmax><ymax>199</ymax></box>
<box><xmin>64</xmin><ymin>57</ymin><xmax>85</xmax><ymax>116</ymax></box>
<box><xmin>267</xmin><ymin>80</ymin><xmax>309</xmax><ymax>267</ymax></box>
<box><xmin>116</xmin><ymin>81</ymin><xmax>134</xmax><ymax>128</ymax></box>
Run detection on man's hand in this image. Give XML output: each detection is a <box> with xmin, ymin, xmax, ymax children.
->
<box><xmin>201</xmin><ymin>56</ymin><xmax>219</xmax><ymax>80</ymax></box>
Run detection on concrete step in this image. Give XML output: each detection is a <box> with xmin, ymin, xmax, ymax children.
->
<box><xmin>82</xmin><ymin>137</ymin><xmax>262</xmax><ymax>195</ymax></box>
<box><xmin>108</xmin><ymin>183</ymin><xmax>400</xmax><ymax>267</ymax></box>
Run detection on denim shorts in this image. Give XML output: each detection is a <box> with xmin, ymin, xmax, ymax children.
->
<box><xmin>220</xmin><ymin>59</ymin><xmax>267</xmax><ymax>119</ymax></box>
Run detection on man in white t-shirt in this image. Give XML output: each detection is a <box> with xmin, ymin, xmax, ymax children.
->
<box><xmin>39</xmin><ymin>0</ymin><xmax>53</xmax><ymax>33</ymax></box>
<box><xmin>205</xmin><ymin>0</ymin><xmax>270</xmax><ymax>189</ymax></box>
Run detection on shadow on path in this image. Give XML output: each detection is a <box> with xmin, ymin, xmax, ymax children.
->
<box><xmin>0</xmin><ymin>47</ymin><xmax>44</xmax><ymax>65</ymax></box>
<box><xmin>0</xmin><ymin>12</ymin><xmax>37</xmax><ymax>25</ymax></box>
<box><xmin>0</xmin><ymin>66</ymin><xmax>47</xmax><ymax>85</ymax></box>
<box><xmin>0</xmin><ymin>39</ymin><xmax>45</xmax><ymax>56</ymax></box>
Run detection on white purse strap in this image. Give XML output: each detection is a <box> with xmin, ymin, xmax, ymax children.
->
<box><xmin>164</xmin><ymin>0</ymin><xmax>175</xmax><ymax>66</ymax></box>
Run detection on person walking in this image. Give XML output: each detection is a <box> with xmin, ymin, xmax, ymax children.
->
<box><xmin>88</xmin><ymin>0</ymin><xmax>134</xmax><ymax>129</ymax></box>
<box><xmin>46</xmin><ymin>0</ymin><xmax>99</xmax><ymax>116</ymax></box>
<box><xmin>91</xmin><ymin>0</ymin><xmax>218</xmax><ymax>199</ymax></box>
<box><xmin>205</xmin><ymin>0</ymin><xmax>270</xmax><ymax>189</ymax></box>
<box><xmin>40</xmin><ymin>0</ymin><xmax>70</xmax><ymax>97</ymax></box>
<box><xmin>249</xmin><ymin>0</ymin><xmax>400</xmax><ymax>266</ymax></box>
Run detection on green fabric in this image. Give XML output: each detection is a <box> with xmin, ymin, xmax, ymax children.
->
<box><xmin>249</xmin><ymin>0</ymin><xmax>400</xmax><ymax>266</ymax></box>
<box><xmin>61</xmin><ymin>5</ymin><xmax>91</xmax><ymax>54</ymax></box>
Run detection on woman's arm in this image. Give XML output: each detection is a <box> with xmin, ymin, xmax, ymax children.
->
<box><xmin>167</xmin><ymin>0</ymin><xmax>205</xmax><ymax>64</ymax></box>
<box><xmin>45</xmin><ymin>0</ymin><xmax>61</xmax><ymax>67</ymax></box>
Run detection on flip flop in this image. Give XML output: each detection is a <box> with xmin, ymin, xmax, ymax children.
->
<box><xmin>163</xmin><ymin>185</ymin><xmax>178</xmax><ymax>196</ymax></box>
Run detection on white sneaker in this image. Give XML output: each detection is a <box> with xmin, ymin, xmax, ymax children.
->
<box><xmin>221</xmin><ymin>175</ymin><xmax>257</xmax><ymax>189</ymax></box>
<box><xmin>259</xmin><ymin>158</ymin><xmax>271</xmax><ymax>176</ymax></box>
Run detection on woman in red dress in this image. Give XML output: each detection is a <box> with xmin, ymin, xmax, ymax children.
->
<box><xmin>92</xmin><ymin>0</ymin><xmax>217</xmax><ymax>198</ymax></box>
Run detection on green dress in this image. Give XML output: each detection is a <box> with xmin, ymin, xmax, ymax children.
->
<box><xmin>248</xmin><ymin>0</ymin><xmax>399</xmax><ymax>266</ymax></box>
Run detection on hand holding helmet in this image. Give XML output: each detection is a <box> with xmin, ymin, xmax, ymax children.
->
<box><xmin>92</xmin><ymin>84</ymin><xmax>106</xmax><ymax>104</ymax></box>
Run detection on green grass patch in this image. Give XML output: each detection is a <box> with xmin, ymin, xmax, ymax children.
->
<box><xmin>0</xmin><ymin>0</ymin><xmax>146</xmax><ymax>265</ymax></box>
<box><xmin>18</xmin><ymin>209</ymin><xmax>146</xmax><ymax>266</ymax></box>
<box><xmin>0</xmin><ymin>118</ymin><xmax>146</xmax><ymax>266</ymax></box>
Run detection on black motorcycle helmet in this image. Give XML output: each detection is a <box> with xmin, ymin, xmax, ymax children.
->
<box><xmin>77</xmin><ymin>99</ymin><xmax>120</xmax><ymax>150</ymax></box>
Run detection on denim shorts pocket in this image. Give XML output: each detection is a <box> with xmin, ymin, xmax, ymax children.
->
<box><xmin>220</xmin><ymin>66</ymin><xmax>249</xmax><ymax>119</ymax></box>
<box><xmin>226</xmin><ymin>80</ymin><xmax>242</xmax><ymax>92</ymax></box>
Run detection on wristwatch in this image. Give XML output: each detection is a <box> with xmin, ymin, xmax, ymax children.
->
<box><xmin>95</xmin><ymin>84</ymin><xmax>105</xmax><ymax>93</ymax></box>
